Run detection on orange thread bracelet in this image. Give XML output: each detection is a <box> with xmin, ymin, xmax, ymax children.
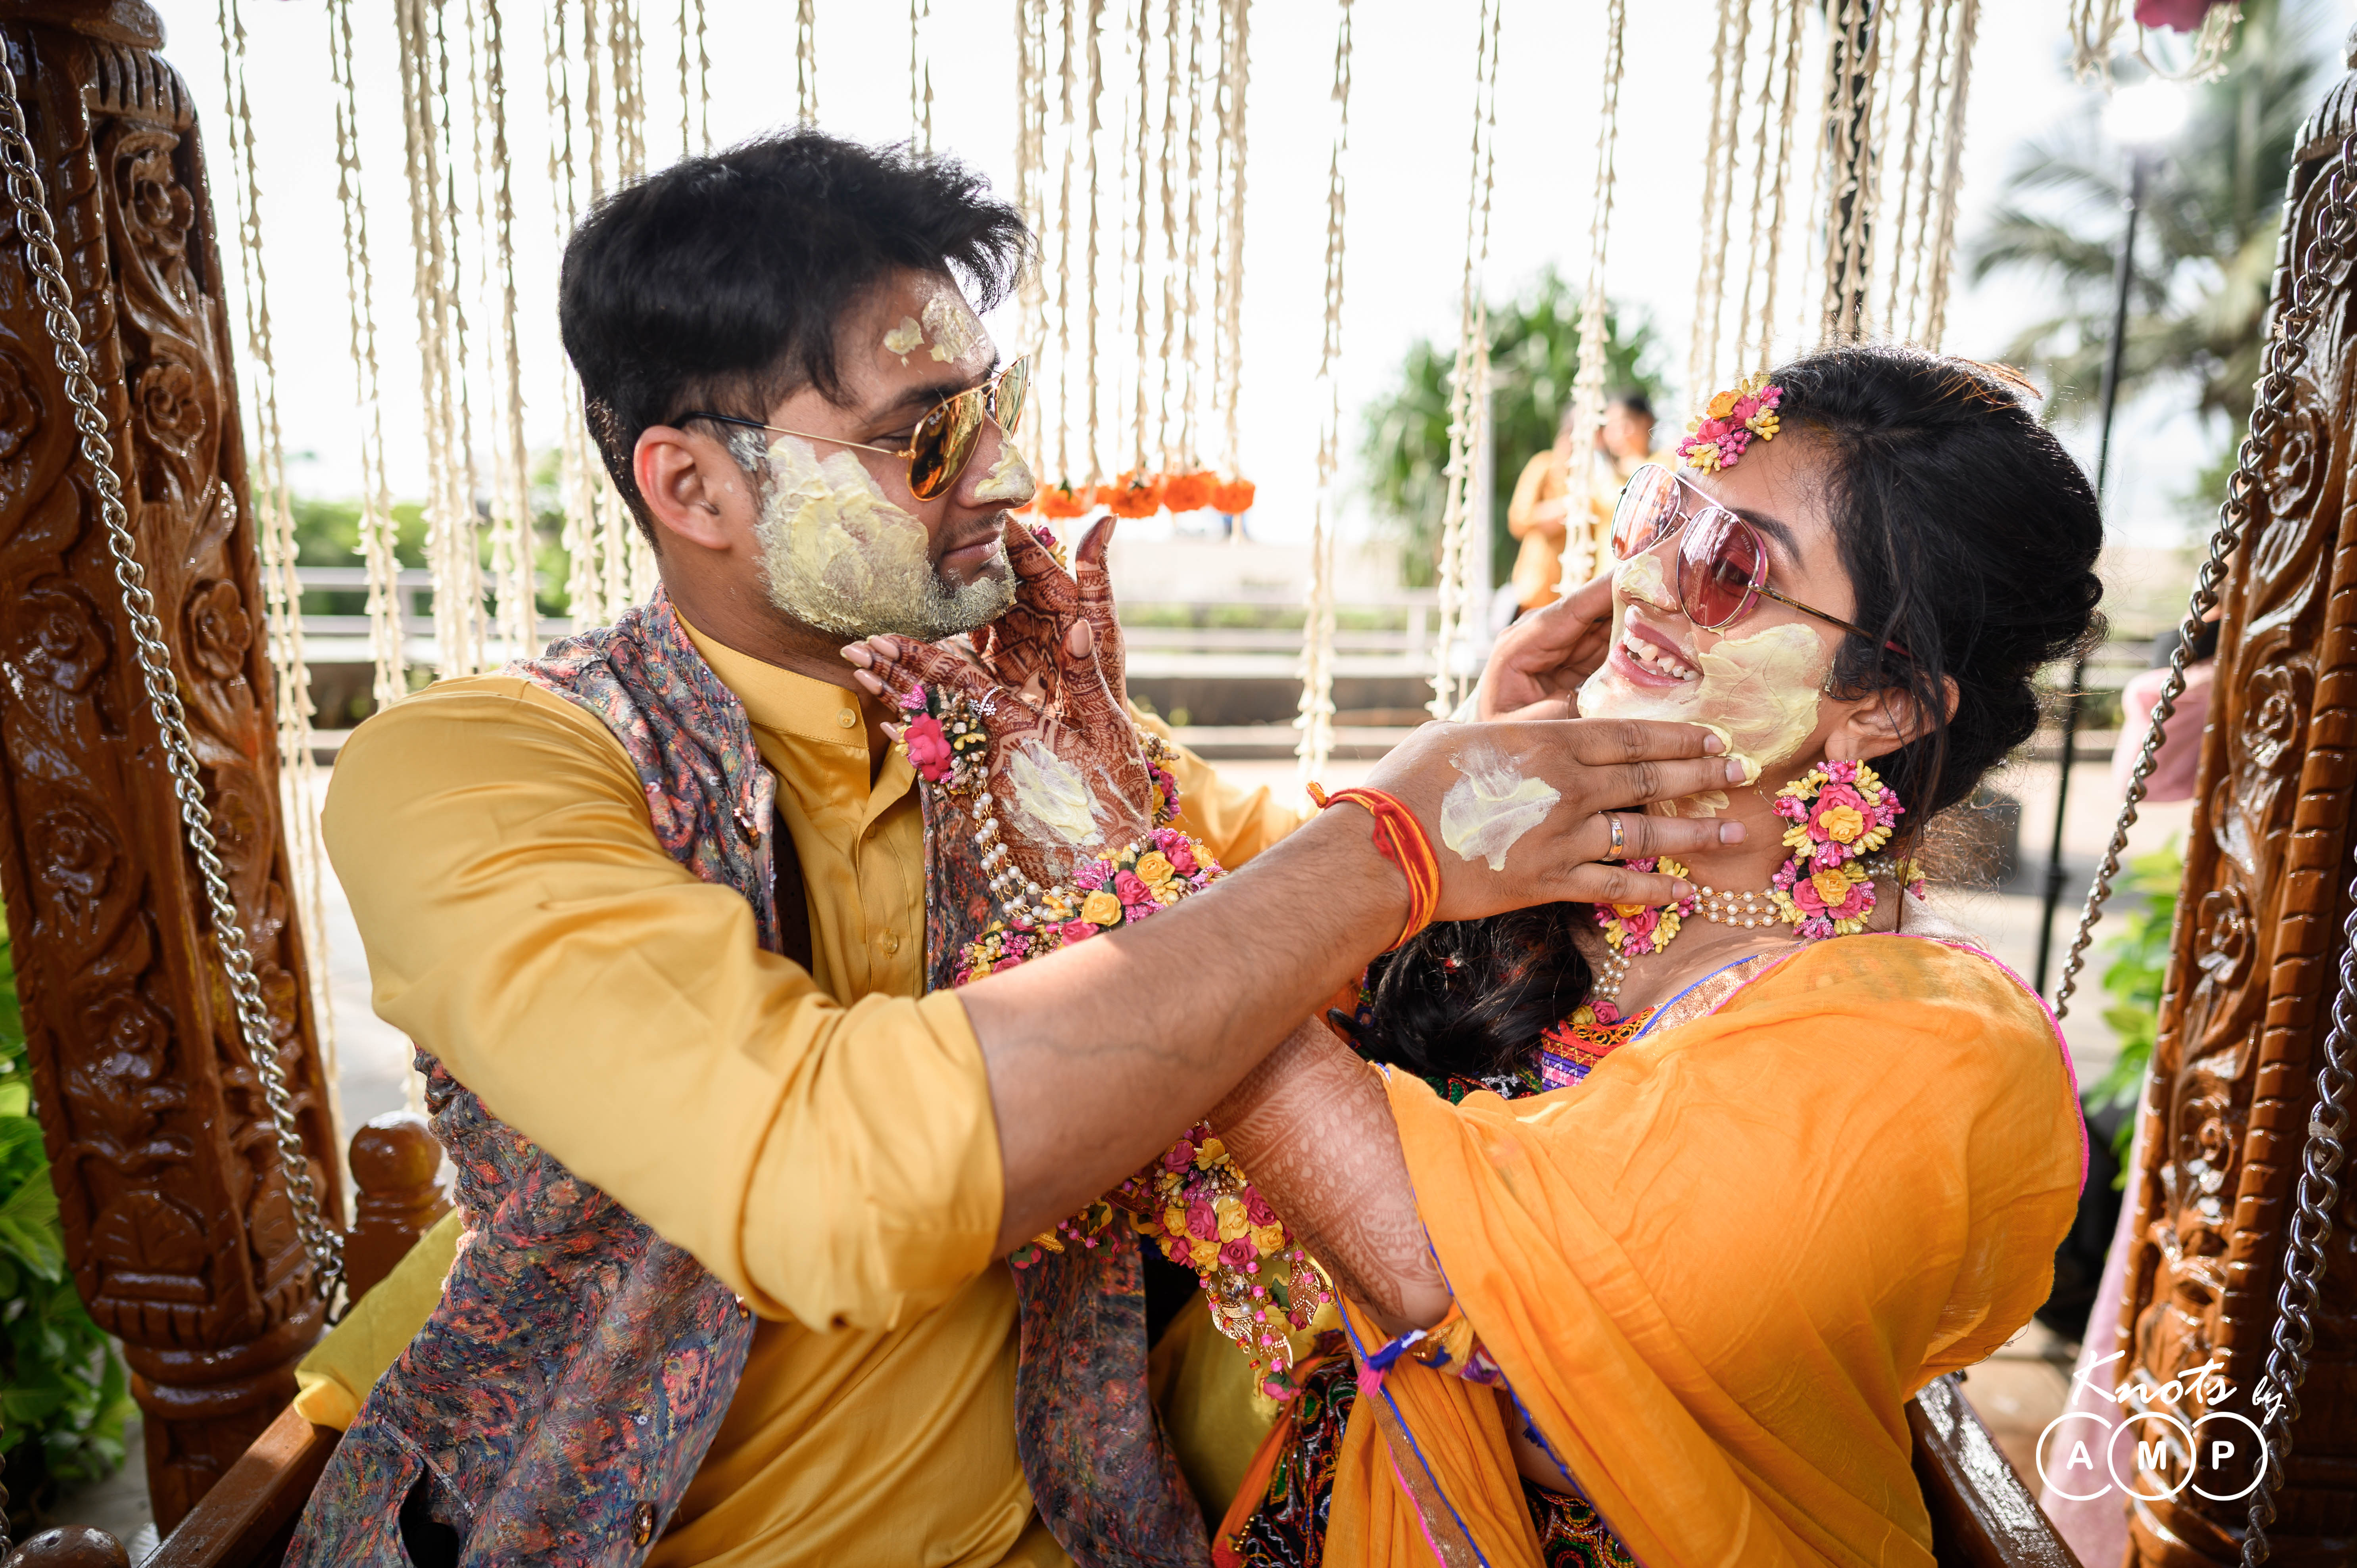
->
<box><xmin>1307</xmin><ymin>783</ymin><xmax>1441</xmax><ymax>950</ymax></box>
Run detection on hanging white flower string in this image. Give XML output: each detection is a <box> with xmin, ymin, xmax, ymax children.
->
<box><xmin>216</xmin><ymin>0</ymin><xmax>342</xmax><ymax>1144</ymax></box>
<box><xmin>797</xmin><ymin>0</ymin><xmax>820</xmax><ymax>124</ymax></box>
<box><xmin>1214</xmin><ymin>0</ymin><xmax>1250</xmax><ymax>496</ymax></box>
<box><xmin>1687</xmin><ymin>0</ymin><xmax>1750</xmax><ymax>414</ymax></box>
<box><xmin>910</xmin><ymin>0</ymin><xmax>934</xmax><ymax>155</ymax></box>
<box><xmin>479</xmin><ymin>0</ymin><xmax>538</xmax><ymax>659</ymax></box>
<box><xmin>1426</xmin><ymin>0</ymin><xmax>1500</xmax><ymax>720</ymax></box>
<box><xmin>1085</xmin><ymin>0</ymin><xmax>1106</xmax><ymax>486</ymax></box>
<box><xmin>1728</xmin><ymin>0</ymin><xmax>1800</xmax><ymax>374</ymax></box>
<box><xmin>2070</xmin><ymin>0</ymin><xmax>2241</xmax><ymax>86</ymax></box>
<box><xmin>1295</xmin><ymin>0</ymin><xmax>1351</xmax><ymax>782</ymax></box>
<box><xmin>1917</xmin><ymin>0</ymin><xmax>1979</xmax><ymax>348</ymax></box>
<box><xmin>1179</xmin><ymin>0</ymin><xmax>1205</xmax><ymax>472</ymax></box>
<box><xmin>1560</xmin><ymin>0</ymin><xmax>1626</xmax><ymax>595</ymax></box>
<box><xmin>328</xmin><ymin>0</ymin><xmax>407</xmax><ymax>710</ymax></box>
<box><xmin>546</xmin><ymin>0</ymin><xmax>605</xmax><ymax>632</ymax></box>
<box><xmin>1156</xmin><ymin>0</ymin><xmax>1181</xmax><ymax>472</ymax></box>
<box><xmin>1131</xmin><ymin>0</ymin><xmax>1154</xmax><ymax>480</ymax></box>
<box><xmin>395</xmin><ymin>0</ymin><xmax>488</xmax><ymax>678</ymax></box>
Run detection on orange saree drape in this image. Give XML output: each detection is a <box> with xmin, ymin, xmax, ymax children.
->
<box><xmin>1319</xmin><ymin>936</ymin><xmax>2084</xmax><ymax>1568</ymax></box>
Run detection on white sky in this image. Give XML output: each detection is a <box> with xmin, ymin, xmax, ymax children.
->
<box><xmin>145</xmin><ymin>0</ymin><xmax>2299</xmax><ymax>558</ymax></box>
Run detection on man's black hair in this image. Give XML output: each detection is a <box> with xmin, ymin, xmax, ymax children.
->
<box><xmin>558</xmin><ymin>129</ymin><xmax>1030</xmax><ymax>534</ymax></box>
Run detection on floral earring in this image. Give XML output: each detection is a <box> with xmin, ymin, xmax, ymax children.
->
<box><xmin>1765</xmin><ymin>759</ymin><xmax>1924</xmax><ymax>939</ymax></box>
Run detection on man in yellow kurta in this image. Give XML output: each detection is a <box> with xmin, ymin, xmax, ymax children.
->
<box><xmin>294</xmin><ymin>129</ymin><xmax>1738</xmax><ymax>1568</ymax></box>
<box><xmin>320</xmin><ymin>654</ymin><xmax>1290</xmax><ymax>1566</ymax></box>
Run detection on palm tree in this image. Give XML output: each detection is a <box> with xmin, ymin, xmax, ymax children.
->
<box><xmin>1362</xmin><ymin>270</ymin><xmax>1665</xmax><ymax>588</ymax></box>
<box><xmin>1968</xmin><ymin>0</ymin><xmax>2326</xmax><ymax>436</ymax></box>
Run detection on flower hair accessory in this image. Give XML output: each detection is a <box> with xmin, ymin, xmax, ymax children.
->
<box><xmin>1766</xmin><ymin>759</ymin><xmax>1919</xmax><ymax>939</ymax></box>
<box><xmin>1677</xmin><ymin>372</ymin><xmax>1783</xmax><ymax>474</ymax></box>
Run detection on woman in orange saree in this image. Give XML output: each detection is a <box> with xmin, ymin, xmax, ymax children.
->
<box><xmin>1210</xmin><ymin>347</ymin><xmax>2102</xmax><ymax>1567</ymax></box>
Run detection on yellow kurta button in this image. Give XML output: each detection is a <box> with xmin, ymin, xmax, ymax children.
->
<box><xmin>836</xmin><ymin>708</ymin><xmax>857</xmax><ymax>729</ymax></box>
<box><xmin>880</xmin><ymin>931</ymin><xmax>901</xmax><ymax>954</ymax></box>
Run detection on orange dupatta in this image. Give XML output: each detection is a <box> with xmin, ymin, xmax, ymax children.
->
<box><xmin>1321</xmin><ymin>936</ymin><xmax>2083</xmax><ymax>1568</ymax></box>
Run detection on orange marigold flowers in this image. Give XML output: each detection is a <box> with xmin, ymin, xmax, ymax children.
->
<box><xmin>1034</xmin><ymin>480</ymin><xmax>1091</xmax><ymax>519</ymax></box>
<box><xmin>1160</xmin><ymin>469</ymin><xmax>1217</xmax><ymax>512</ymax></box>
<box><xmin>1101</xmin><ymin>473</ymin><xmax>1165</xmax><ymax>518</ymax></box>
<box><xmin>1209</xmin><ymin>476</ymin><xmax>1256</xmax><ymax>514</ymax></box>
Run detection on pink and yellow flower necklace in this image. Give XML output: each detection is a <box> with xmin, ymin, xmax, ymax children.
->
<box><xmin>895</xmin><ymin>677</ymin><xmax>1328</xmax><ymax>1387</ymax></box>
<box><xmin>1591</xmin><ymin>759</ymin><xmax>1925</xmax><ymax>1010</ymax></box>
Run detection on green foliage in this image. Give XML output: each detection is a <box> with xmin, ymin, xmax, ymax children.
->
<box><xmin>1360</xmin><ymin>270</ymin><xmax>1667</xmax><ymax>588</ymax></box>
<box><xmin>0</xmin><ymin>910</ymin><xmax>133</xmax><ymax>1492</ymax></box>
<box><xmin>288</xmin><ymin>472</ymin><xmax>573</xmax><ymax>620</ymax></box>
<box><xmin>2084</xmin><ymin>839</ymin><xmax>2185</xmax><ymax>1182</ymax></box>
<box><xmin>1967</xmin><ymin>0</ymin><xmax>2325</xmax><ymax>447</ymax></box>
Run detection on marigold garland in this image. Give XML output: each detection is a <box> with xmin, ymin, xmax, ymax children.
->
<box><xmin>1016</xmin><ymin>468</ymin><xmax>1253</xmax><ymax>520</ymax></box>
<box><xmin>894</xmin><ymin>676</ymin><xmax>1326</xmax><ymax>1382</ymax></box>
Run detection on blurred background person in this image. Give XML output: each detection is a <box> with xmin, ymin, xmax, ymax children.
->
<box><xmin>1506</xmin><ymin>390</ymin><xmax>1658</xmax><ymax>615</ymax></box>
<box><xmin>2108</xmin><ymin>612</ymin><xmax>2220</xmax><ymax>802</ymax></box>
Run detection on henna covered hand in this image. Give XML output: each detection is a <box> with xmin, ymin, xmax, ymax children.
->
<box><xmin>842</xmin><ymin>515</ymin><xmax>1178</xmax><ymax>984</ymax></box>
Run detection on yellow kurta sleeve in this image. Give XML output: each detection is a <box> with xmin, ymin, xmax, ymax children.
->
<box><xmin>1128</xmin><ymin>706</ymin><xmax>1302</xmax><ymax>869</ymax></box>
<box><xmin>322</xmin><ymin>676</ymin><xmax>1003</xmax><ymax>1332</ymax></box>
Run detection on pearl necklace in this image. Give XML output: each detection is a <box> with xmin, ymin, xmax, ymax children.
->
<box><xmin>1594</xmin><ymin>856</ymin><xmax>1918</xmax><ymax>1005</ymax></box>
<box><xmin>1694</xmin><ymin>883</ymin><xmax>1774</xmax><ymax>929</ymax></box>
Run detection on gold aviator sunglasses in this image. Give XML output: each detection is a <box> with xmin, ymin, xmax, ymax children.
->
<box><xmin>683</xmin><ymin>356</ymin><xmax>1030</xmax><ymax>501</ymax></box>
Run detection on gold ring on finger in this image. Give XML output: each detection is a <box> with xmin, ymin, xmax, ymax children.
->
<box><xmin>1604</xmin><ymin>811</ymin><xmax>1627</xmax><ymax>862</ymax></box>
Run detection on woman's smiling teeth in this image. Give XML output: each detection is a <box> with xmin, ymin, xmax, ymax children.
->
<box><xmin>1623</xmin><ymin>627</ymin><xmax>1701</xmax><ymax>680</ymax></box>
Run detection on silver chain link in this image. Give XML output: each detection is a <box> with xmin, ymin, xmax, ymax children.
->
<box><xmin>2243</xmin><ymin>879</ymin><xmax>2357</xmax><ymax>1564</ymax></box>
<box><xmin>0</xmin><ymin>38</ymin><xmax>344</xmax><ymax>1311</ymax></box>
<box><xmin>2053</xmin><ymin>131</ymin><xmax>2357</xmax><ymax>1022</ymax></box>
<box><xmin>2043</xmin><ymin>128</ymin><xmax>2357</xmax><ymax>1564</ymax></box>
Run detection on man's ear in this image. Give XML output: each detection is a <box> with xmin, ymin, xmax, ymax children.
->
<box><xmin>1825</xmin><ymin>673</ymin><xmax>1960</xmax><ymax>763</ymax></box>
<box><xmin>634</xmin><ymin>426</ymin><xmax>749</xmax><ymax>552</ymax></box>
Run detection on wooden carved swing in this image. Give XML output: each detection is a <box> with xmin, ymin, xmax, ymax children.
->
<box><xmin>3</xmin><ymin>2</ymin><xmax>2349</xmax><ymax>1566</ymax></box>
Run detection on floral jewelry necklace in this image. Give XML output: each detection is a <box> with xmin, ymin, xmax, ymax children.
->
<box><xmin>1589</xmin><ymin>760</ymin><xmax>1927</xmax><ymax>1006</ymax></box>
<box><xmin>894</xmin><ymin>672</ymin><xmax>1329</xmax><ymax>1386</ymax></box>
<box><xmin>1590</xmin><ymin>855</ymin><xmax>1698</xmax><ymax>1008</ymax></box>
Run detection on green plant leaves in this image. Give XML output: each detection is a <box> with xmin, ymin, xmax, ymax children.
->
<box><xmin>0</xmin><ymin>905</ymin><xmax>132</xmax><ymax>1490</ymax></box>
<box><xmin>2085</xmin><ymin>838</ymin><xmax>2182</xmax><ymax>1183</ymax></box>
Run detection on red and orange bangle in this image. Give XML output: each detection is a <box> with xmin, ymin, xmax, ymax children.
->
<box><xmin>1307</xmin><ymin>783</ymin><xmax>1441</xmax><ymax>950</ymax></box>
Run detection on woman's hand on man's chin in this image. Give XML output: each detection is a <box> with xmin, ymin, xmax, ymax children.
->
<box><xmin>1474</xmin><ymin>566</ymin><xmax>1617</xmax><ymax>722</ymax></box>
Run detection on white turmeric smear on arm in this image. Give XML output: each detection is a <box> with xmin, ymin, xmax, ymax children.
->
<box><xmin>1440</xmin><ymin>739</ymin><xmax>1562</xmax><ymax>871</ymax></box>
<box><xmin>973</xmin><ymin>444</ymin><xmax>1037</xmax><ymax>504</ymax></box>
<box><xmin>920</xmin><ymin>287</ymin><xmax>982</xmax><ymax>364</ymax></box>
<box><xmin>1006</xmin><ymin>737</ymin><xmax>1104</xmax><ymax>848</ymax></box>
<box><xmin>883</xmin><ymin>316</ymin><xmax>925</xmax><ymax>363</ymax></box>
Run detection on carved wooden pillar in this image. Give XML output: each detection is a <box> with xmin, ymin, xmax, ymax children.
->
<box><xmin>0</xmin><ymin>0</ymin><xmax>342</xmax><ymax>1532</ymax></box>
<box><xmin>2110</xmin><ymin>43</ymin><xmax>2357</xmax><ymax>1568</ymax></box>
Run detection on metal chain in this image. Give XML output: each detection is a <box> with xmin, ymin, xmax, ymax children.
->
<box><xmin>2037</xmin><ymin>128</ymin><xmax>2357</xmax><ymax>1563</ymax></box>
<box><xmin>0</xmin><ymin>40</ymin><xmax>344</xmax><ymax>1310</ymax></box>
<box><xmin>2053</xmin><ymin>130</ymin><xmax>2357</xmax><ymax>1021</ymax></box>
<box><xmin>2243</xmin><ymin>873</ymin><xmax>2357</xmax><ymax>1563</ymax></box>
